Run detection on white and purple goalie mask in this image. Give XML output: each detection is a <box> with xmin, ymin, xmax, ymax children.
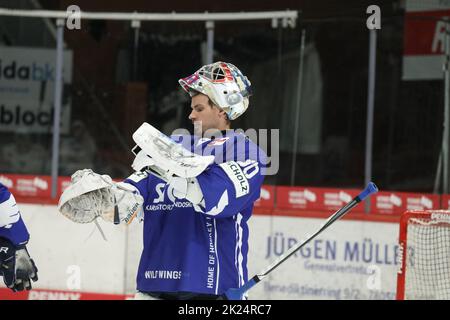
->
<box><xmin>178</xmin><ymin>61</ymin><xmax>252</xmax><ymax>120</ymax></box>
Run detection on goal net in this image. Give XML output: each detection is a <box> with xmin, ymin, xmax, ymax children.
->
<box><xmin>396</xmin><ymin>210</ymin><xmax>450</xmax><ymax>300</ymax></box>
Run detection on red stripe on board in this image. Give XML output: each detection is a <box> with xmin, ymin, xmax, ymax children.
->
<box><xmin>0</xmin><ymin>287</ymin><xmax>133</xmax><ymax>300</ymax></box>
<box><xmin>0</xmin><ymin>173</ymin><xmax>442</xmax><ymax>224</ymax></box>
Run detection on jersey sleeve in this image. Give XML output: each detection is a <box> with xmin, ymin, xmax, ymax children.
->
<box><xmin>0</xmin><ymin>183</ymin><xmax>30</xmax><ymax>246</ymax></box>
<box><xmin>194</xmin><ymin>137</ymin><xmax>266</xmax><ymax>218</ymax></box>
<box><xmin>123</xmin><ymin>171</ymin><xmax>153</xmax><ymax>200</ymax></box>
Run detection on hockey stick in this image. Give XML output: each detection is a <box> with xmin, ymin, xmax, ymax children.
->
<box><xmin>223</xmin><ymin>182</ymin><xmax>378</xmax><ymax>300</ymax></box>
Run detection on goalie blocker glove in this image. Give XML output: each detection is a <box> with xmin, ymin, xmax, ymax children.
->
<box><xmin>0</xmin><ymin>237</ymin><xmax>38</xmax><ymax>292</ymax></box>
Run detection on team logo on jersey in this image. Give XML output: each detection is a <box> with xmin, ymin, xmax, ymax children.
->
<box><xmin>207</xmin><ymin>137</ymin><xmax>229</xmax><ymax>146</ymax></box>
<box><xmin>145</xmin><ymin>183</ymin><xmax>193</xmax><ymax>212</ymax></box>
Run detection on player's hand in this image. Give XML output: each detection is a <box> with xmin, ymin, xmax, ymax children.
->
<box><xmin>58</xmin><ymin>169</ymin><xmax>144</xmax><ymax>225</ymax></box>
<box><xmin>0</xmin><ymin>237</ymin><xmax>38</xmax><ymax>292</ymax></box>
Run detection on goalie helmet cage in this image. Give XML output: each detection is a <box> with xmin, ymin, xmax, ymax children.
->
<box><xmin>396</xmin><ymin>210</ymin><xmax>450</xmax><ymax>300</ymax></box>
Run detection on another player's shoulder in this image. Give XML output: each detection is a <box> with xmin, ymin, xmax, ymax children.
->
<box><xmin>0</xmin><ymin>182</ymin><xmax>12</xmax><ymax>204</ymax></box>
<box><xmin>0</xmin><ymin>182</ymin><xmax>11</xmax><ymax>195</ymax></box>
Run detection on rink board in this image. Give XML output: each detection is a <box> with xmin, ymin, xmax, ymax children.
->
<box><xmin>0</xmin><ymin>203</ymin><xmax>399</xmax><ymax>300</ymax></box>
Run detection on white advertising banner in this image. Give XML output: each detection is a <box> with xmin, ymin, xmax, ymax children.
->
<box><xmin>403</xmin><ymin>0</ymin><xmax>450</xmax><ymax>80</ymax></box>
<box><xmin>3</xmin><ymin>203</ymin><xmax>399</xmax><ymax>299</ymax></box>
<box><xmin>247</xmin><ymin>215</ymin><xmax>399</xmax><ymax>300</ymax></box>
<box><xmin>0</xmin><ymin>47</ymin><xmax>72</xmax><ymax>133</ymax></box>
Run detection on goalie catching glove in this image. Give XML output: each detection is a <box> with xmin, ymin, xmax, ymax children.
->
<box><xmin>0</xmin><ymin>237</ymin><xmax>38</xmax><ymax>292</ymax></box>
<box><xmin>58</xmin><ymin>169</ymin><xmax>144</xmax><ymax>225</ymax></box>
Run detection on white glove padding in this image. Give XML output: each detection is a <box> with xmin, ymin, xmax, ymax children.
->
<box><xmin>58</xmin><ymin>169</ymin><xmax>144</xmax><ymax>225</ymax></box>
<box><xmin>132</xmin><ymin>149</ymin><xmax>169</xmax><ymax>182</ymax></box>
<box><xmin>100</xmin><ymin>182</ymin><xmax>145</xmax><ymax>224</ymax></box>
<box><xmin>131</xmin><ymin>122</ymin><xmax>214</xmax><ymax>180</ymax></box>
<box><xmin>169</xmin><ymin>176</ymin><xmax>205</xmax><ymax>205</ymax></box>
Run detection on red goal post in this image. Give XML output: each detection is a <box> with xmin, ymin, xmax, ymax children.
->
<box><xmin>396</xmin><ymin>210</ymin><xmax>450</xmax><ymax>300</ymax></box>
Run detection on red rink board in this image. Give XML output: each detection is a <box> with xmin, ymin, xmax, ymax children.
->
<box><xmin>0</xmin><ymin>288</ymin><xmax>133</xmax><ymax>300</ymax></box>
<box><xmin>253</xmin><ymin>184</ymin><xmax>275</xmax><ymax>213</ymax></box>
<box><xmin>276</xmin><ymin>186</ymin><xmax>363</xmax><ymax>213</ymax></box>
<box><xmin>370</xmin><ymin>191</ymin><xmax>440</xmax><ymax>216</ymax></box>
<box><xmin>0</xmin><ymin>174</ymin><xmax>71</xmax><ymax>199</ymax></box>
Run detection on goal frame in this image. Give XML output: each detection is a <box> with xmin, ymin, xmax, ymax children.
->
<box><xmin>396</xmin><ymin>210</ymin><xmax>450</xmax><ymax>300</ymax></box>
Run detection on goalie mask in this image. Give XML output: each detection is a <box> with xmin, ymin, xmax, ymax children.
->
<box><xmin>178</xmin><ymin>61</ymin><xmax>252</xmax><ymax>120</ymax></box>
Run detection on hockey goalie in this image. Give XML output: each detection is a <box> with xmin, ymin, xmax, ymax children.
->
<box><xmin>58</xmin><ymin>61</ymin><xmax>267</xmax><ymax>300</ymax></box>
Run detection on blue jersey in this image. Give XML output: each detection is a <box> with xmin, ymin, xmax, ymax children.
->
<box><xmin>0</xmin><ymin>183</ymin><xmax>29</xmax><ymax>246</ymax></box>
<box><xmin>125</xmin><ymin>131</ymin><xmax>266</xmax><ymax>296</ymax></box>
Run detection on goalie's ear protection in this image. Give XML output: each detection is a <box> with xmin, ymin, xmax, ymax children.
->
<box><xmin>225</xmin><ymin>91</ymin><xmax>244</xmax><ymax>106</ymax></box>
